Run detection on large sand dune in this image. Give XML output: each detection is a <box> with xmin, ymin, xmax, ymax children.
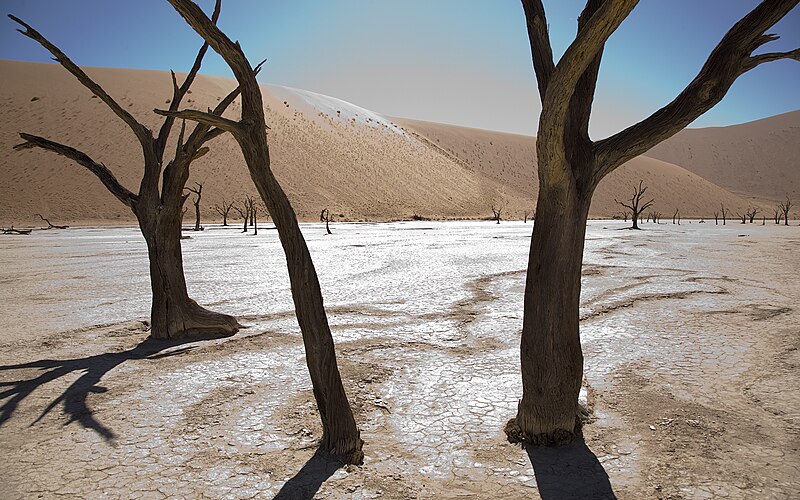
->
<box><xmin>394</xmin><ymin>117</ymin><xmax>761</xmax><ymax>219</ymax></box>
<box><xmin>0</xmin><ymin>60</ymin><xmax>788</xmax><ymax>226</ymax></box>
<box><xmin>646</xmin><ymin>110</ymin><xmax>800</xmax><ymax>201</ymax></box>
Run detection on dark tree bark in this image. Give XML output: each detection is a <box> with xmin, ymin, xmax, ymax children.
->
<box><xmin>160</xmin><ymin>0</ymin><xmax>364</xmax><ymax>464</ymax></box>
<box><xmin>779</xmin><ymin>198</ymin><xmax>793</xmax><ymax>226</ymax></box>
<box><xmin>747</xmin><ymin>206</ymin><xmax>760</xmax><ymax>223</ymax></box>
<box><xmin>508</xmin><ymin>0</ymin><xmax>799</xmax><ymax>445</ymax></box>
<box><xmin>614</xmin><ymin>180</ymin><xmax>654</xmax><ymax>230</ymax></box>
<box><xmin>720</xmin><ymin>204</ymin><xmax>730</xmax><ymax>225</ymax></box>
<box><xmin>185</xmin><ymin>182</ymin><xmax>204</xmax><ymax>231</ymax></box>
<box><xmin>213</xmin><ymin>198</ymin><xmax>234</xmax><ymax>226</ymax></box>
<box><xmin>9</xmin><ymin>10</ymin><xmax>240</xmax><ymax>340</ymax></box>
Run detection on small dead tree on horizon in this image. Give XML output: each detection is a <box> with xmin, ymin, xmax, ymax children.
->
<box><xmin>773</xmin><ymin>207</ymin><xmax>783</xmax><ymax>224</ymax></box>
<box><xmin>615</xmin><ymin>180</ymin><xmax>653</xmax><ymax>230</ymax></box>
<box><xmin>746</xmin><ymin>206</ymin><xmax>761</xmax><ymax>223</ymax></box>
<box><xmin>35</xmin><ymin>213</ymin><xmax>69</xmax><ymax>230</ymax></box>
<box><xmin>720</xmin><ymin>204</ymin><xmax>730</xmax><ymax>226</ymax></box>
<box><xmin>320</xmin><ymin>208</ymin><xmax>333</xmax><ymax>235</ymax></box>
<box><xmin>491</xmin><ymin>200</ymin><xmax>506</xmax><ymax>224</ymax></box>
<box><xmin>672</xmin><ymin>208</ymin><xmax>681</xmax><ymax>225</ymax></box>
<box><xmin>213</xmin><ymin>198</ymin><xmax>235</xmax><ymax>226</ymax></box>
<box><xmin>185</xmin><ymin>182</ymin><xmax>204</xmax><ymax>231</ymax></box>
<box><xmin>778</xmin><ymin>198</ymin><xmax>793</xmax><ymax>226</ymax></box>
<box><xmin>233</xmin><ymin>202</ymin><xmax>249</xmax><ymax>232</ymax></box>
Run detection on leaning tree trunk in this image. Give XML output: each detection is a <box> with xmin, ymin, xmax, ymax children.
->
<box><xmin>242</xmin><ymin>143</ymin><xmax>363</xmax><ymax>463</ymax></box>
<box><xmin>507</xmin><ymin>174</ymin><xmax>591</xmax><ymax>444</ymax></box>
<box><xmin>136</xmin><ymin>195</ymin><xmax>239</xmax><ymax>339</ymax></box>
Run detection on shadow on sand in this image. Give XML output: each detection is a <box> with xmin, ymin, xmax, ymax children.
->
<box><xmin>273</xmin><ymin>449</ymin><xmax>344</xmax><ymax>500</ymax></box>
<box><xmin>0</xmin><ymin>337</ymin><xmax>199</xmax><ymax>442</ymax></box>
<box><xmin>526</xmin><ymin>438</ymin><xmax>616</xmax><ymax>499</ymax></box>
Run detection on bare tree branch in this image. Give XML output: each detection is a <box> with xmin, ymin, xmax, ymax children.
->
<box><xmin>14</xmin><ymin>133</ymin><xmax>137</xmax><ymax>208</ymax></box>
<box><xmin>8</xmin><ymin>15</ymin><xmax>151</xmax><ymax>148</ymax></box>
<box><xmin>155</xmin><ymin>0</ymin><xmax>223</xmax><ymax>155</ymax></box>
<box><xmin>521</xmin><ymin>0</ymin><xmax>555</xmax><ymax>101</ymax></box>
<box><xmin>154</xmin><ymin>108</ymin><xmax>243</xmax><ymax>137</ymax></box>
<box><xmin>593</xmin><ymin>0</ymin><xmax>800</xmax><ymax>182</ymax></box>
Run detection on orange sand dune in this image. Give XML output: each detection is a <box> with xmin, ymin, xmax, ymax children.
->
<box><xmin>0</xmin><ymin>60</ymin><xmax>787</xmax><ymax>226</ymax></box>
<box><xmin>393</xmin><ymin>118</ymin><xmax>762</xmax><ymax>219</ymax></box>
<box><xmin>646</xmin><ymin>110</ymin><xmax>800</xmax><ymax>202</ymax></box>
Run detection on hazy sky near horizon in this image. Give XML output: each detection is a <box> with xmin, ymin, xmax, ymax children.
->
<box><xmin>1</xmin><ymin>1</ymin><xmax>798</xmax><ymax>137</ymax></box>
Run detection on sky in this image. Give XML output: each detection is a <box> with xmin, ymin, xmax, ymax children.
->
<box><xmin>1</xmin><ymin>0</ymin><xmax>798</xmax><ymax>138</ymax></box>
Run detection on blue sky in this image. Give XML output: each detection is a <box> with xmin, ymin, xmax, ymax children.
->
<box><xmin>1</xmin><ymin>1</ymin><xmax>798</xmax><ymax>137</ymax></box>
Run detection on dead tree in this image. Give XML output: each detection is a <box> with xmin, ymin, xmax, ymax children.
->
<box><xmin>614</xmin><ymin>180</ymin><xmax>653</xmax><ymax>229</ymax></box>
<box><xmin>738</xmin><ymin>212</ymin><xmax>747</xmax><ymax>224</ymax></box>
<box><xmin>714</xmin><ymin>211</ymin><xmax>719</xmax><ymax>225</ymax></box>
<box><xmin>773</xmin><ymin>207</ymin><xmax>783</xmax><ymax>224</ymax></box>
<box><xmin>746</xmin><ymin>206</ymin><xmax>761</xmax><ymax>223</ymax></box>
<box><xmin>233</xmin><ymin>201</ymin><xmax>249</xmax><ymax>232</ymax></box>
<box><xmin>523</xmin><ymin>210</ymin><xmax>531</xmax><ymax>223</ymax></box>
<box><xmin>320</xmin><ymin>208</ymin><xmax>333</xmax><ymax>235</ymax></box>
<box><xmin>160</xmin><ymin>0</ymin><xmax>363</xmax><ymax>464</ymax></box>
<box><xmin>779</xmin><ymin>198</ymin><xmax>793</xmax><ymax>226</ymax></box>
<box><xmin>35</xmin><ymin>213</ymin><xmax>69</xmax><ymax>229</ymax></box>
<box><xmin>185</xmin><ymin>182</ymin><xmax>204</xmax><ymax>231</ymax></box>
<box><xmin>9</xmin><ymin>10</ymin><xmax>240</xmax><ymax>339</ymax></box>
<box><xmin>672</xmin><ymin>208</ymin><xmax>681</xmax><ymax>225</ymax></box>
<box><xmin>720</xmin><ymin>203</ymin><xmax>730</xmax><ymax>226</ymax></box>
<box><xmin>1</xmin><ymin>226</ymin><xmax>32</xmax><ymax>235</ymax></box>
<box><xmin>506</xmin><ymin>0</ymin><xmax>800</xmax><ymax>446</ymax></box>
<box><xmin>213</xmin><ymin>198</ymin><xmax>234</xmax><ymax>226</ymax></box>
<box><xmin>491</xmin><ymin>201</ymin><xmax>506</xmax><ymax>224</ymax></box>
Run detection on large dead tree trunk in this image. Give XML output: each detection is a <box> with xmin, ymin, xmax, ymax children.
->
<box><xmin>10</xmin><ymin>10</ymin><xmax>240</xmax><ymax>340</ymax></box>
<box><xmin>507</xmin><ymin>0</ymin><xmax>799</xmax><ymax>445</ymax></box>
<box><xmin>160</xmin><ymin>0</ymin><xmax>363</xmax><ymax>464</ymax></box>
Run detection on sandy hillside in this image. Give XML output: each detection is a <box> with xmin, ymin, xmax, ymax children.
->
<box><xmin>0</xmin><ymin>60</ymin><xmax>785</xmax><ymax>226</ymax></box>
<box><xmin>394</xmin><ymin>117</ymin><xmax>761</xmax><ymax>219</ymax></box>
<box><xmin>646</xmin><ymin>110</ymin><xmax>800</xmax><ymax>201</ymax></box>
<box><xmin>0</xmin><ymin>60</ymin><xmax>514</xmax><ymax>226</ymax></box>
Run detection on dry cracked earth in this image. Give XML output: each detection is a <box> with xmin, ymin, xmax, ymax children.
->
<box><xmin>1</xmin><ymin>221</ymin><xmax>798</xmax><ymax>499</ymax></box>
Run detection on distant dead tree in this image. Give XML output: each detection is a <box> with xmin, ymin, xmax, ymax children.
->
<box><xmin>648</xmin><ymin>211</ymin><xmax>661</xmax><ymax>224</ymax></box>
<box><xmin>720</xmin><ymin>204</ymin><xmax>730</xmax><ymax>226</ymax></box>
<box><xmin>615</xmin><ymin>180</ymin><xmax>653</xmax><ymax>230</ymax></box>
<box><xmin>233</xmin><ymin>202</ymin><xmax>248</xmax><ymax>232</ymax></box>
<box><xmin>508</xmin><ymin>0</ymin><xmax>800</xmax><ymax>447</ymax></box>
<box><xmin>746</xmin><ymin>206</ymin><xmax>761</xmax><ymax>223</ymax></box>
<box><xmin>35</xmin><ymin>213</ymin><xmax>68</xmax><ymax>229</ymax></box>
<box><xmin>213</xmin><ymin>198</ymin><xmax>234</xmax><ymax>226</ymax></box>
<box><xmin>672</xmin><ymin>208</ymin><xmax>681</xmax><ymax>225</ymax></box>
<box><xmin>773</xmin><ymin>207</ymin><xmax>782</xmax><ymax>224</ymax></box>
<box><xmin>738</xmin><ymin>212</ymin><xmax>747</xmax><ymax>224</ymax></box>
<box><xmin>320</xmin><ymin>208</ymin><xmax>333</xmax><ymax>234</ymax></box>
<box><xmin>160</xmin><ymin>0</ymin><xmax>363</xmax><ymax>463</ymax></box>
<box><xmin>491</xmin><ymin>200</ymin><xmax>506</xmax><ymax>224</ymax></box>
<box><xmin>1</xmin><ymin>225</ymin><xmax>32</xmax><ymax>235</ymax></box>
<box><xmin>523</xmin><ymin>210</ymin><xmax>531</xmax><ymax>223</ymax></box>
<box><xmin>714</xmin><ymin>211</ymin><xmax>719</xmax><ymax>225</ymax></box>
<box><xmin>9</xmin><ymin>9</ymin><xmax>239</xmax><ymax>339</ymax></box>
<box><xmin>778</xmin><ymin>198</ymin><xmax>793</xmax><ymax>226</ymax></box>
<box><xmin>762</xmin><ymin>215</ymin><xmax>766</xmax><ymax>225</ymax></box>
<box><xmin>185</xmin><ymin>182</ymin><xmax>204</xmax><ymax>231</ymax></box>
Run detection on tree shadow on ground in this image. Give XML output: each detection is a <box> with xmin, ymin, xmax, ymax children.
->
<box><xmin>273</xmin><ymin>449</ymin><xmax>344</xmax><ymax>500</ymax></box>
<box><xmin>0</xmin><ymin>337</ymin><xmax>199</xmax><ymax>442</ymax></box>
<box><xmin>526</xmin><ymin>438</ymin><xmax>616</xmax><ymax>499</ymax></box>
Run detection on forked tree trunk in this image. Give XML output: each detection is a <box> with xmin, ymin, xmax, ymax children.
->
<box><xmin>507</xmin><ymin>175</ymin><xmax>590</xmax><ymax>444</ymax></box>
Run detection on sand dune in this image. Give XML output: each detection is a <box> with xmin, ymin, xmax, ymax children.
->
<box><xmin>0</xmin><ymin>60</ymin><xmax>787</xmax><ymax>226</ymax></box>
<box><xmin>394</xmin><ymin>117</ymin><xmax>761</xmax><ymax>219</ymax></box>
<box><xmin>646</xmin><ymin>110</ymin><xmax>800</xmax><ymax>202</ymax></box>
